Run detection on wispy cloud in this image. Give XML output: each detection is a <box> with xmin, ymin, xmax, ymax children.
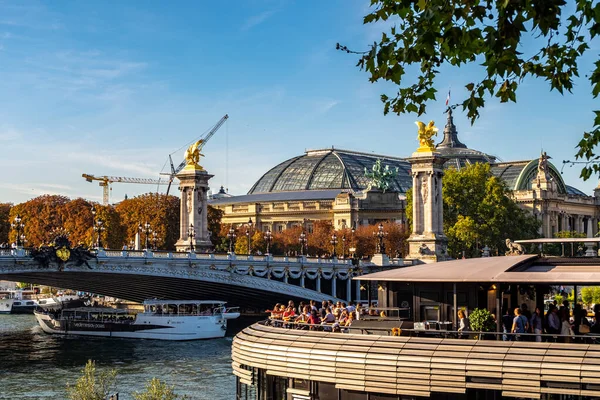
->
<box><xmin>0</xmin><ymin>127</ymin><xmax>22</xmax><ymax>141</ymax></box>
<box><xmin>241</xmin><ymin>10</ymin><xmax>277</xmax><ymax>31</ymax></box>
<box><xmin>67</xmin><ymin>152</ymin><xmax>159</xmax><ymax>177</ymax></box>
<box><xmin>318</xmin><ymin>100</ymin><xmax>340</xmax><ymax>114</ymax></box>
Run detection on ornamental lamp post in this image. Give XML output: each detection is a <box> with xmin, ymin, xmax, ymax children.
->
<box><xmin>330</xmin><ymin>233</ymin><xmax>338</xmax><ymax>258</ymax></box>
<box><xmin>152</xmin><ymin>231</ymin><xmax>158</xmax><ymax>251</ymax></box>
<box><xmin>139</xmin><ymin>222</ymin><xmax>152</xmax><ymax>250</ymax></box>
<box><xmin>94</xmin><ymin>219</ymin><xmax>105</xmax><ymax>249</ymax></box>
<box><xmin>11</xmin><ymin>214</ymin><xmax>25</xmax><ymax>248</ymax></box>
<box><xmin>246</xmin><ymin>218</ymin><xmax>253</xmax><ymax>255</ymax></box>
<box><xmin>187</xmin><ymin>223</ymin><xmax>196</xmax><ymax>252</ymax></box>
<box><xmin>264</xmin><ymin>229</ymin><xmax>273</xmax><ymax>255</ymax></box>
<box><xmin>373</xmin><ymin>222</ymin><xmax>387</xmax><ymax>254</ymax></box>
<box><xmin>227</xmin><ymin>227</ymin><xmax>237</xmax><ymax>254</ymax></box>
<box><xmin>342</xmin><ymin>235</ymin><xmax>346</xmax><ymax>259</ymax></box>
<box><xmin>299</xmin><ymin>231</ymin><xmax>307</xmax><ymax>256</ymax></box>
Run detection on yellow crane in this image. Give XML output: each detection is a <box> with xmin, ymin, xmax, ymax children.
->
<box><xmin>82</xmin><ymin>173</ymin><xmax>169</xmax><ymax>205</ymax></box>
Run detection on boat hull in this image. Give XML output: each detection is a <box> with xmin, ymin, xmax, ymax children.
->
<box><xmin>0</xmin><ymin>298</ymin><xmax>13</xmax><ymax>314</ymax></box>
<box><xmin>34</xmin><ymin>311</ymin><xmax>228</xmax><ymax>341</ymax></box>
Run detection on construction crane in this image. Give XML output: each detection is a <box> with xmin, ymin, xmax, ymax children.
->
<box><xmin>82</xmin><ymin>173</ymin><xmax>169</xmax><ymax>205</ymax></box>
<box><xmin>163</xmin><ymin>114</ymin><xmax>229</xmax><ymax>195</ymax></box>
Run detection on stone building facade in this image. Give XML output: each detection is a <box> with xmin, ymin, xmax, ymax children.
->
<box><xmin>211</xmin><ymin>111</ymin><xmax>600</xmax><ymax>238</ymax></box>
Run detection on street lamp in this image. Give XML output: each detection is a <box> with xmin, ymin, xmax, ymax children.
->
<box><xmin>374</xmin><ymin>223</ymin><xmax>387</xmax><ymax>254</ymax></box>
<box><xmin>330</xmin><ymin>233</ymin><xmax>338</xmax><ymax>258</ymax></box>
<box><xmin>139</xmin><ymin>222</ymin><xmax>152</xmax><ymax>250</ymax></box>
<box><xmin>299</xmin><ymin>231</ymin><xmax>307</xmax><ymax>256</ymax></box>
<box><xmin>11</xmin><ymin>214</ymin><xmax>24</xmax><ymax>248</ymax></box>
<box><xmin>90</xmin><ymin>206</ymin><xmax>105</xmax><ymax>249</ymax></box>
<box><xmin>187</xmin><ymin>223</ymin><xmax>196</xmax><ymax>252</ymax></box>
<box><xmin>342</xmin><ymin>235</ymin><xmax>346</xmax><ymax>259</ymax></box>
<box><xmin>152</xmin><ymin>231</ymin><xmax>158</xmax><ymax>251</ymax></box>
<box><xmin>264</xmin><ymin>229</ymin><xmax>272</xmax><ymax>255</ymax></box>
<box><xmin>227</xmin><ymin>227</ymin><xmax>237</xmax><ymax>254</ymax></box>
<box><xmin>246</xmin><ymin>218</ymin><xmax>253</xmax><ymax>255</ymax></box>
<box><xmin>94</xmin><ymin>219</ymin><xmax>105</xmax><ymax>249</ymax></box>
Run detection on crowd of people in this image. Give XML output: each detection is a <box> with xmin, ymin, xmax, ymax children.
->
<box><xmin>267</xmin><ymin>300</ymin><xmax>379</xmax><ymax>332</ymax></box>
<box><xmin>501</xmin><ymin>300</ymin><xmax>600</xmax><ymax>342</ymax></box>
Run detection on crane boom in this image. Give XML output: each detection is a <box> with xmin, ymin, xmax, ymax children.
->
<box><xmin>165</xmin><ymin>114</ymin><xmax>229</xmax><ymax>195</ymax></box>
<box><xmin>82</xmin><ymin>173</ymin><xmax>169</xmax><ymax>205</ymax></box>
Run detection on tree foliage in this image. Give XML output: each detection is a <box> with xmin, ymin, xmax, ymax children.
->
<box><xmin>407</xmin><ymin>163</ymin><xmax>540</xmax><ymax>257</ymax></box>
<box><xmin>6</xmin><ymin>195</ymin><xmax>125</xmax><ymax>249</ymax></box>
<box><xmin>133</xmin><ymin>377</ymin><xmax>188</xmax><ymax>400</ymax></box>
<box><xmin>65</xmin><ymin>360</ymin><xmax>117</xmax><ymax>400</ymax></box>
<box><xmin>115</xmin><ymin>193</ymin><xmax>179</xmax><ymax>250</ymax></box>
<box><xmin>207</xmin><ymin>205</ymin><xmax>223</xmax><ymax>246</ymax></box>
<box><xmin>581</xmin><ymin>286</ymin><xmax>600</xmax><ymax>307</ymax></box>
<box><xmin>343</xmin><ymin>0</ymin><xmax>600</xmax><ymax>179</ymax></box>
<box><xmin>0</xmin><ymin>202</ymin><xmax>11</xmax><ymax>244</ymax></box>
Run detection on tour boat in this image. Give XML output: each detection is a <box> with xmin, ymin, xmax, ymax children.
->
<box><xmin>34</xmin><ymin>299</ymin><xmax>240</xmax><ymax>341</ymax></box>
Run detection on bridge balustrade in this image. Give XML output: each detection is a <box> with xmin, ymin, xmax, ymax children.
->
<box><xmin>0</xmin><ymin>248</ymin><xmax>395</xmax><ymax>302</ymax></box>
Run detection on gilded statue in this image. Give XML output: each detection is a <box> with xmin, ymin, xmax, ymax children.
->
<box><xmin>415</xmin><ymin>120</ymin><xmax>438</xmax><ymax>152</ymax></box>
<box><xmin>184</xmin><ymin>139</ymin><xmax>205</xmax><ymax>170</ymax></box>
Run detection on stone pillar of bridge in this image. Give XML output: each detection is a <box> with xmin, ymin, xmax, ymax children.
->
<box><xmin>175</xmin><ymin>161</ymin><xmax>214</xmax><ymax>252</ymax></box>
<box><xmin>407</xmin><ymin>119</ymin><xmax>449</xmax><ymax>263</ymax></box>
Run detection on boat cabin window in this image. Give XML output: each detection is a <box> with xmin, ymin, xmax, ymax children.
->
<box><xmin>191</xmin><ymin>304</ymin><xmax>198</xmax><ymax>315</ymax></box>
<box><xmin>199</xmin><ymin>305</ymin><xmax>212</xmax><ymax>316</ymax></box>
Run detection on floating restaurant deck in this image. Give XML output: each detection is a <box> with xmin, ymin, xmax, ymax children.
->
<box><xmin>232</xmin><ymin>322</ymin><xmax>600</xmax><ymax>399</ymax></box>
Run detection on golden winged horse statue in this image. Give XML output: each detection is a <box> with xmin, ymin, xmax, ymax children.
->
<box><xmin>415</xmin><ymin>120</ymin><xmax>438</xmax><ymax>152</ymax></box>
<box><xmin>184</xmin><ymin>139</ymin><xmax>205</xmax><ymax>170</ymax></box>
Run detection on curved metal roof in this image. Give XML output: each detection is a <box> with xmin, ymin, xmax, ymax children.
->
<box><xmin>248</xmin><ymin>148</ymin><xmax>413</xmax><ymax>195</ymax></box>
<box><xmin>490</xmin><ymin>160</ymin><xmax>569</xmax><ymax>194</ymax></box>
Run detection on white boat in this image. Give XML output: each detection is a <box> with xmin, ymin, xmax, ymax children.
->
<box><xmin>0</xmin><ymin>297</ymin><xmax>13</xmax><ymax>314</ymax></box>
<box><xmin>34</xmin><ymin>300</ymin><xmax>240</xmax><ymax>341</ymax></box>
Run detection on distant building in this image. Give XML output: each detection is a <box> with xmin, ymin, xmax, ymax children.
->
<box><xmin>211</xmin><ymin>110</ymin><xmax>599</xmax><ymax>237</ymax></box>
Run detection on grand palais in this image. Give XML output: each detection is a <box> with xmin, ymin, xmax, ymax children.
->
<box><xmin>210</xmin><ymin>110</ymin><xmax>599</xmax><ymax>238</ymax></box>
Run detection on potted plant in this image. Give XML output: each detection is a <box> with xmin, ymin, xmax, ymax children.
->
<box><xmin>468</xmin><ymin>308</ymin><xmax>496</xmax><ymax>339</ymax></box>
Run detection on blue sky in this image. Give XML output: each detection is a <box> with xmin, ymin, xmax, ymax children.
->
<box><xmin>0</xmin><ymin>0</ymin><xmax>598</xmax><ymax>204</ymax></box>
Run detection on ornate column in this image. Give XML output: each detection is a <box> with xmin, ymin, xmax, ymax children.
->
<box><xmin>316</xmin><ymin>274</ymin><xmax>321</xmax><ymax>293</ymax></box>
<box><xmin>331</xmin><ymin>276</ymin><xmax>337</xmax><ymax>298</ymax></box>
<box><xmin>407</xmin><ymin>120</ymin><xmax>448</xmax><ymax>263</ymax></box>
<box><xmin>175</xmin><ymin>144</ymin><xmax>214</xmax><ymax>252</ymax></box>
<box><xmin>346</xmin><ymin>278</ymin><xmax>352</xmax><ymax>302</ymax></box>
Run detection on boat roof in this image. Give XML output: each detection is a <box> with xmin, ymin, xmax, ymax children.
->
<box><xmin>358</xmin><ymin>255</ymin><xmax>600</xmax><ymax>284</ymax></box>
<box><xmin>142</xmin><ymin>300</ymin><xmax>226</xmax><ymax>305</ymax></box>
<box><xmin>516</xmin><ymin>238</ymin><xmax>600</xmax><ymax>244</ymax></box>
<box><xmin>62</xmin><ymin>307</ymin><xmax>129</xmax><ymax>313</ymax></box>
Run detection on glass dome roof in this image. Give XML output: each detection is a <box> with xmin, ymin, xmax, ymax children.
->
<box><xmin>248</xmin><ymin>148</ymin><xmax>412</xmax><ymax>194</ymax></box>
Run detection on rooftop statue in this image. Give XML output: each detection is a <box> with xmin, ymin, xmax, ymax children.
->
<box><xmin>364</xmin><ymin>159</ymin><xmax>398</xmax><ymax>193</ymax></box>
<box><xmin>415</xmin><ymin>120</ymin><xmax>438</xmax><ymax>152</ymax></box>
<box><xmin>505</xmin><ymin>238</ymin><xmax>525</xmax><ymax>256</ymax></box>
<box><xmin>184</xmin><ymin>139</ymin><xmax>205</xmax><ymax>170</ymax></box>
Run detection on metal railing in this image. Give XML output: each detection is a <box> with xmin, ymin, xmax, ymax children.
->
<box><xmin>259</xmin><ymin>319</ymin><xmax>600</xmax><ymax>343</ymax></box>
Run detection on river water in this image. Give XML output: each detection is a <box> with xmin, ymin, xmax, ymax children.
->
<box><xmin>0</xmin><ymin>314</ymin><xmax>236</xmax><ymax>399</ymax></box>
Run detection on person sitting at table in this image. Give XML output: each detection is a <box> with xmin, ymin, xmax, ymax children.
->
<box><xmin>282</xmin><ymin>306</ymin><xmax>296</xmax><ymax>323</ymax></box>
<box><xmin>294</xmin><ymin>305</ymin><xmax>311</xmax><ymax>327</ymax></box>
<box><xmin>307</xmin><ymin>309</ymin><xmax>320</xmax><ymax>330</ymax></box>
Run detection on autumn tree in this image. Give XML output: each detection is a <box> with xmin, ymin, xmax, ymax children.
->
<box><xmin>115</xmin><ymin>193</ymin><xmax>179</xmax><ymax>250</ymax></box>
<box><xmin>207</xmin><ymin>205</ymin><xmax>223</xmax><ymax>247</ymax></box>
<box><xmin>407</xmin><ymin>163</ymin><xmax>540</xmax><ymax>258</ymax></box>
<box><xmin>340</xmin><ymin>0</ymin><xmax>600</xmax><ymax>179</ymax></box>
<box><xmin>0</xmin><ymin>203</ymin><xmax>11</xmax><ymax>244</ymax></box>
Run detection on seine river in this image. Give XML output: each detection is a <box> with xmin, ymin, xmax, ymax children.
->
<box><xmin>0</xmin><ymin>314</ymin><xmax>236</xmax><ymax>399</ymax></box>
